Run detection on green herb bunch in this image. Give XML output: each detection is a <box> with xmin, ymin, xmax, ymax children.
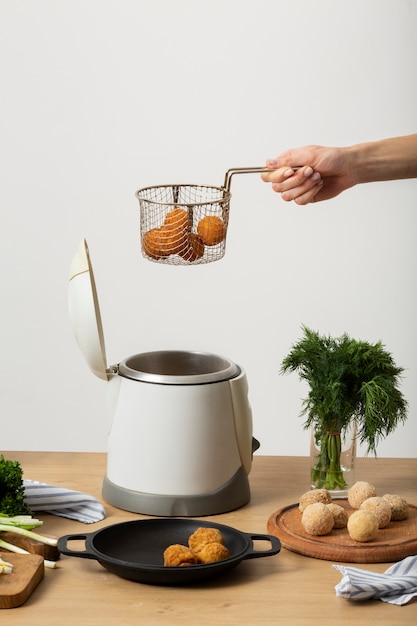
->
<box><xmin>281</xmin><ymin>326</ymin><xmax>408</xmax><ymax>490</ymax></box>
<box><xmin>0</xmin><ymin>455</ymin><xmax>32</xmax><ymax>516</ymax></box>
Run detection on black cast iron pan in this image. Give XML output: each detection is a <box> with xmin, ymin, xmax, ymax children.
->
<box><xmin>58</xmin><ymin>518</ymin><xmax>280</xmax><ymax>585</ymax></box>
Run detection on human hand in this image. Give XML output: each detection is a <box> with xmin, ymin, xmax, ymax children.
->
<box><xmin>261</xmin><ymin>145</ymin><xmax>356</xmax><ymax>204</ymax></box>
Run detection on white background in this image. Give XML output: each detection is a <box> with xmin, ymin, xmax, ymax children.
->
<box><xmin>1</xmin><ymin>0</ymin><xmax>416</xmax><ymax>457</ymax></box>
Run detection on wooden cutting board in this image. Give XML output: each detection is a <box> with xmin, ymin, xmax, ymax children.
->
<box><xmin>267</xmin><ymin>499</ymin><xmax>417</xmax><ymax>563</ymax></box>
<box><xmin>0</xmin><ymin>554</ymin><xmax>44</xmax><ymax>609</ymax></box>
<box><xmin>0</xmin><ymin>532</ymin><xmax>60</xmax><ymax>561</ymax></box>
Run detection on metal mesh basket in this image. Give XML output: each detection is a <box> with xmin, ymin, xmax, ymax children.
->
<box><xmin>135</xmin><ymin>167</ymin><xmax>272</xmax><ymax>265</ymax></box>
<box><xmin>136</xmin><ymin>184</ymin><xmax>230</xmax><ymax>265</ymax></box>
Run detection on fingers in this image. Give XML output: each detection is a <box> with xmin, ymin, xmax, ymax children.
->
<box><xmin>262</xmin><ymin>163</ymin><xmax>323</xmax><ymax>204</ymax></box>
<box><xmin>260</xmin><ymin>163</ymin><xmax>292</xmax><ymax>183</ymax></box>
<box><xmin>291</xmin><ymin>180</ymin><xmax>324</xmax><ymax>205</ymax></box>
<box><xmin>279</xmin><ymin>168</ymin><xmax>323</xmax><ymax>202</ymax></box>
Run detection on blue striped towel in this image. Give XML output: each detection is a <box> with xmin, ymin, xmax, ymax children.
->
<box><xmin>23</xmin><ymin>479</ymin><xmax>106</xmax><ymax>524</ymax></box>
<box><xmin>333</xmin><ymin>556</ymin><xmax>417</xmax><ymax>605</ymax></box>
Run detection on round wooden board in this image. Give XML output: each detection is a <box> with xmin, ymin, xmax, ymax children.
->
<box><xmin>267</xmin><ymin>499</ymin><xmax>417</xmax><ymax>563</ymax></box>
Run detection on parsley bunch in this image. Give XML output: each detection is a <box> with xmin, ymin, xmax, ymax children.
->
<box><xmin>0</xmin><ymin>455</ymin><xmax>33</xmax><ymax>516</ymax></box>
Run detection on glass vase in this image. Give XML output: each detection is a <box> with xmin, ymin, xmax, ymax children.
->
<box><xmin>310</xmin><ymin>422</ymin><xmax>356</xmax><ymax>496</ymax></box>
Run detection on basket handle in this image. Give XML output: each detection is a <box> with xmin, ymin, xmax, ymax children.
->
<box><xmin>223</xmin><ymin>166</ymin><xmax>299</xmax><ymax>192</ymax></box>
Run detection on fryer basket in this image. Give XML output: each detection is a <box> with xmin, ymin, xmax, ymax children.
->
<box><xmin>135</xmin><ymin>166</ymin><xmax>273</xmax><ymax>265</ymax></box>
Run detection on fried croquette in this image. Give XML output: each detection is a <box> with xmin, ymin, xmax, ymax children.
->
<box><xmin>347</xmin><ymin>481</ymin><xmax>377</xmax><ymax>509</ymax></box>
<box><xmin>178</xmin><ymin>233</ymin><xmax>205</xmax><ymax>262</ymax></box>
<box><xmin>326</xmin><ymin>503</ymin><xmax>348</xmax><ymax>529</ymax></box>
<box><xmin>347</xmin><ymin>510</ymin><xmax>379</xmax><ymax>542</ymax></box>
<box><xmin>197</xmin><ymin>215</ymin><xmax>226</xmax><ymax>246</ymax></box>
<box><xmin>164</xmin><ymin>207</ymin><xmax>189</xmax><ymax>230</ymax></box>
<box><xmin>164</xmin><ymin>527</ymin><xmax>230</xmax><ymax>567</ymax></box>
<box><xmin>142</xmin><ymin>208</ymin><xmax>189</xmax><ymax>259</ymax></box>
<box><xmin>197</xmin><ymin>542</ymin><xmax>231</xmax><ymax>564</ymax></box>
<box><xmin>360</xmin><ymin>496</ymin><xmax>392</xmax><ymax>528</ymax></box>
<box><xmin>382</xmin><ymin>494</ymin><xmax>409</xmax><ymax>521</ymax></box>
<box><xmin>301</xmin><ymin>502</ymin><xmax>334</xmax><ymax>536</ymax></box>
<box><xmin>163</xmin><ymin>544</ymin><xmax>200</xmax><ymax>567</ymax></box>
<box><xmin>142</xmin><ymin>227</ymin><xmax>168</xmax><ymax>259</ymax></box>
<box><xmin>163</xmin><ymin>208</ymin><xmax>189</xmax><ymax>254</ymax></box>
<box><xmin>298</xmin><ymin>488</ymin><xmax>332</xmax><ymax>512</ymax></box>
<box><xmin>188</xmin><ymin>527</ymin><xmax>225</xmax><ymax>554</ymax></box>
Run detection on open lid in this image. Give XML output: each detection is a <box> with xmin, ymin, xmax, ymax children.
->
<box><xmin>68</xmin><ymin>239</ymin><xmax>109</xmax><ymax>381</ymax></box>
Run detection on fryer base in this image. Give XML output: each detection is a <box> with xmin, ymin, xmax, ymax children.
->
<box><xmin>102</xmin><ymin>466</ymin><xmax>250</xmax><ymax>516</ymax></box>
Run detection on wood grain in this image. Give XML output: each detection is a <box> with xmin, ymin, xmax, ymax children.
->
<box><xmin>267</xmin><ymin>500</ymin><xmax>417</xmax><ymax>563</ymax></box>
<box><xmin>0</xmin><ymin>554</ymin><xmax>44</xmax><ymax>609</ymax></box>
<box><xmin>1</xmin><ymin>532</ymin><xmax>60</xmax><ymax>562</ymax></box>
<box><xmin>1</xmin><ymin>453</ymin><xmax>416</xmax><ymax>625</ymax></box>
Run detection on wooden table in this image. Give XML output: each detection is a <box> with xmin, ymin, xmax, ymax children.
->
<box><xmin>2</xmin><ymin>452</ymin><xmax>416</xmax><ymax>624</ymax></box>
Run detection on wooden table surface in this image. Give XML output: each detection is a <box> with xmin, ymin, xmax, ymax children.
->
<box><xmin>2</xmin><ymin>452</ymin><xmax>416</xmax><ymax>624</ymax></box>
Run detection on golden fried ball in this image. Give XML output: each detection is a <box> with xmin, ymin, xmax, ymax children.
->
<box><xmin>196</xmin><ymin>542</ymin><xmax>231</xmax><ymax>564</ymax></box>
<box><xmin>360</xmin><ymin>496</ymin><xmax>392</xmax><ymax>528</ymax></box>
<box><xmin>197</xmin><ymin>215</ymin><xmax>226</xmax><ymax>246</ymax></box>
<box><xmin>188</xmin><ymin>527</ymin><xmax>225</xmax><ymax>554</ymax></box>
<box><xmin>301</xmin><ymin>502</ymin><xmax>334</xmax><ymax>536</ymax></box>
<box><xmin>382</xmin><ymin>494</ymin><xmax>409</xmax><ymax>521</ymax></box>
<box><xmin>142</xmin><ymin>227</ymin><xmax>168</xmax><ymax>259</ymax></box>
<box><xmin>143</xmin><ymin>222</ymin><xmax>190</xmax><ymax>258</ymax></box>
<box><xmin>348</xmin><ymin>481</ymin><xmax>377</xmax><ymax>509</ymax></box>
<box><xmin>298</xmin><ymin>488</ymin><xmax>332</xmax><ymax>512</ymax></box>
<box><xmin>163</xmin><ymin>544</ymin><xmax>200</xmax><ymax>567</ymax></box>
<box><xmin>347</xmin><ymin>510</ymin><xmax>379</xmax><ymax>542</ymax></box>
<box><xmin>163</xmin><ymin>226</ymin><xmax>189</xmax><ymax>255</ymax></box>
<box><xmin>178</xmin><ymin>233</ymin><xmax>205</xmax><ymax>262</ymax></box>
<box><xmin>327</xmin><ymin>503</ymin><xmax>348</xmax><ymax>529</ymax></box>
<box><xmin>163</xmin><ymin>208</ymin><xmax>189</xmax><ymax>255</ymax></box>
<box><xmin>164</xmin><ymin>207</ymin><xmax>189</xmax><ymax>230</ymax></box>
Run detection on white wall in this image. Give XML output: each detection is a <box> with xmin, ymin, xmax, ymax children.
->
<box><xmin>1</xmin><ymin>0</ymin><xmax>416</xmax><ymax>457</ymax></box>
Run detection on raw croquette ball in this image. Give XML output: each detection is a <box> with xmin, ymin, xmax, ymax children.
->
<box><xmin>382</xmin><ymin>494</ymin><xmax>409</xmax><ymax>521</ymax></box>
<box><xmin>360</xmin><ymin>496</ymin><xmax>391</xmax><ymax>528</ymax></box>
<box><xmin>347</xmin><ymin>510</ymin><xmax>379</xmax><ymax>542</ymax></box>
<box><xmin>348</xmin><ymin>481</ymin><xmax>377</xmax><ymax>509</ymax></box>
<box><xmin>299</xmin><ymin>489</ymin><xmax>332</xmax><ymax>512</ymax></box>
<box><xmin>327</xmin><ymin>503</ymin><xmax>348</xmax><ymax>529</ymax></box>
<box><xmin>301</xmin><ymin>502</ymin><xmax>334</xmax><ymax>536</ymax></box>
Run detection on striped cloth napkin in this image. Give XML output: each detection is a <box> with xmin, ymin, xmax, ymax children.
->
<box><xmin>333</xmin><ymin>556</ymin><xmax>417</xmax><ymax>605</ymax></box>
<box><xmin>23</xmin><ymin>479</ymin><xmax>106</xmax><ymax>524</ymax></box>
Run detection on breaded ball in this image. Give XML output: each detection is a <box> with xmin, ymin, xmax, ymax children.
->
<box><xmin>163</xmin><ymin>544</ymin><xmax>199</xmax><ymax>567</ymax></box>
<box><xmin>188</xmin><ymin>527</ymin><xmax>225</xmax><ymax>554</ymax></box>
<box><xmin>299</xmin><ymin>488</ymin><xmax>332</xmax><ymax>512</ymax></box>
<box><xmin>178</xmin><ymin>233</ymin><xmax>205</xmax><ymax>262</ymax></box>
<box><xmin>347</xmin><ymin>510</ymin><xmax>379</xmax><ymax>542</ymax></box>
<box><xmin>327</xmin><ymin>503</ymin><xmax>348</xmax><ymax>529</ymax></box>
<box><xmin>142</xmin><ymin>227</ymin><xmax>168</xmax><ymax>259</ymax></box>
<box><xmin>196</xmin><ymin>542</ymin><xmax>231</xmax><ymax>564</ymax></box>
<box><xmin>360</xmin><ymin>496</ymin><xmax>392</xmax><ymax>528</ymax></box>
<box><xmin>197</xmin><ymin>215</ymin><xmax>226</xmax><ymax>246</ymax></box>
<box><xmin>382</xmin><ymin>494</ymin><xmax>409</xmax><ymax>521</ymax></box>
<box><xmin>163</xmin><ymin>226</ymin><xmax>189</xmax><ymax>255</ymax></box>
<box><xmin>164</xmin><ymin>207</ymin><xmax>189</xmax><ymax>230</ymax></box>
<box><xmin>348</xmin><ymin>481</ymin><xmax>377</xmax><ymax>509</ymax></box>
<box><xmin>163</xmin><ymin>208</ymin><xmax>189</xmax><ymax>254</ymax></box>
<box><xmin>301</xmin><ymin>502</ymin><xmax>334</xmax><ymax>536</ymax></box>
<box><xmin>143</xmin><ymin>224</ymin><xmax>190</xmax><ymax>258</ymax></box>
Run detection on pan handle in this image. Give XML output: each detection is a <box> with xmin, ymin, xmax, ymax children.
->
<box><xmin>57</xmin><ymin>533</ymin><xmax>97</xmax><ymax>560</ymax></box>
<box><xmin>241</xmin><ymin>533</ymin><xmax>281</xmax><ymax>560</ymax></box>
